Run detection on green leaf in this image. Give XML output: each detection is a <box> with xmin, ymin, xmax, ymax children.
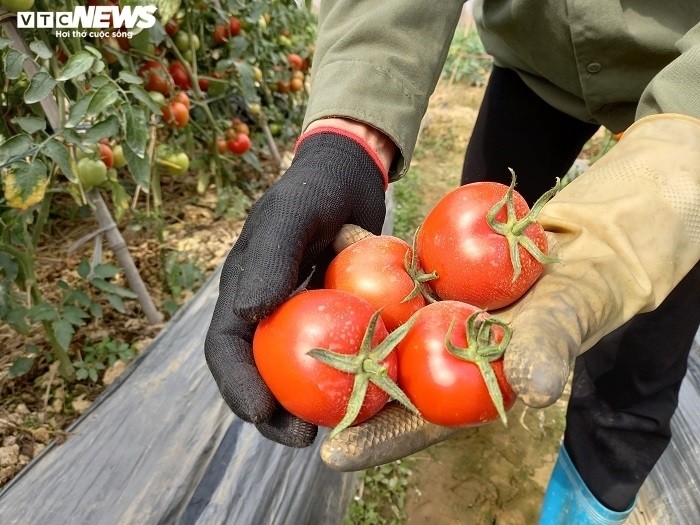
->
<box><xmin>123</xmin><ymin>142</ymin><xmax>150</xmax><ymax>189</ymax></box>
<box><xmin>24</xmin><ymin>71</ymin><xmax>57</xmax><ymax>104</ymax></box>
<box><xmin>0</xmin><ymin>37</ymin><xmax>12</xmax><ymax>50</ymax></box>
<box><xmin>129</xmin><ymin>85</ymin><xmax>163</xmax><ymax>115</ymax></box>
<box><xmin>159</xmin><ymin>0</ymin><xmax>181</xmax><ymax>23</ymax></box>
<box><xmin>29</xmin><ymin>41</ymin><xmax>53</xmax><ymax>60</ymax></box>
<box><xmin>44</xmin><ymin>139</ymin><xmax>77</xmax><ymax>182</ymax></box>
<box><xmin>56</xmin><ymin>52</ymin><xmax>95</xmax><ymax>81</ymax></box>
<box><xmin>4</xmin><ymin>49</ymin><xmax>26</xmax><ymax>80</ymax></box>
<box><xmin>62</xmin><ymin>128</ymin><xmax>83</xmax><ymax>145</ymax></box>
<box><xmin>90</xmin><ymin>277</ymin><xmax>138</xmax><ymax>298</ymax></box>
<box><xmin>62</xmin><ymin>305</ymin><xmax>90</xmax><ymax>326</ymax></box>
<box><xmin>89</xmin><ymin>301</ymin><xmax>103</xmax><ymax>318</ymax></box>
<box><xmin>105</xmin><ymin>293</ymin><xmax>126</xmax><ymax>313</ymax></box>
<box><xmin>118</xmin><ymin>71</ymin><xmax>143</xmax><ymax>84</ymax></box>
<box><xmin>11</xmin><ymin>116</ymin><xmax>46</xmax><ymax>134</ymax></box>
<box><xmin>82</xmin><ymin>115</ymin><xmax>120</xmax><ymax>144</ymax></box>
<box><xmin>27</xmin><ymin>302</ymin><xmax>58</xmax><ymax>322</ymax></box>
<box><xmin>0</xmin><ymin>134</ymin><xmax>33</xmax><ymax>165</ymax></box>
<box><xmin>3</xmin><ymin>160</ymin><xmax>48</xmax><ymax>209</ymax></box>
<box><xmin>78</xmin><ymin>258</ymin><xmax>91</xmax><ymax>278</ymax></box>
<box><xmin>241</xmin><ymin>149</ymin><xmax>262</xmax><ymax>172</ymax></box>
<box><xmin>234</xmin><ymin>61</ymin><xmax>257</xmax><ymax>102</ymax></box>
<box><xmin>88</xmin><ymin>83</ymin><xmax>120</xmax><ymax>116</ymax></box>
<box><xmin>52</xmin><ymin>318</ymin><xmax>75</xmax><ymax>351</ymax></box>
<box><xmin>3</xmin><ymin>306</ymin><xmax>29</xmax><ymax>334</ymax></box>
<box><xmin>124</xmin><ymin>105</ymin><xmax>148</xmax><ymax>157</ymax></box>
<box><xmin>90</xmin><ymin>76</ymin><xmax>110</xmax><ymax>89</ymax></box>
<box><xmin>66</xmin><ymin>95</ymin><xmax>94</xmax><ymax>128</ymax></box>
<box><xmin>9</xmin><ymin>357</ymin><xmax>35</xmax><ymax>378</ymax></box>
<box><xmin>92</xmin><ymin>263</ymin><xmax>121</xmax><ymax>279</ymax></box>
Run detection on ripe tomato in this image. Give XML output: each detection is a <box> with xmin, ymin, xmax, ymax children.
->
<box><xmin>254</xmin><ymin>289</ymin><xmax>399</xmax><ymax>428</ymax></box>
<box><xmin>289</xmin><ymin>78</ymin><xmax>304</xmax><ymax>92</ymax></box>
<box><xmin>162</xmin><ymin>101</ymin><xmax>190</xmax><ymax>128</ymax></box>
<box><xmin>287</xmin><ymin>53</ymin><xmax>304</xmax><ymax>71</ymax></box>
<box><xmin>198</xmin><ymin>78</ymin><xmax>209</xmax><ymax>91</ymax></box>
<box><xmin>213</xmin><ymin>24</ymin><xmax>229</xmax><ymax>44</ymax></box>
<box><xmin>169</xmin><ymin>61</ymin><xmax>191</xmax><ymax>90</ymax></box>
<box><xmin>417</xmin><ymin>179</ymin><xmax>552</xmax><ymax>310</ymax></box>
<box><xmin>216</xmin><ymin>139</ymin><xmax>228</xmax><ymax>154</ymax></box>
<box><xmin>98</xmin><ymin>143</ymin><xmax>114</xmax><ymax>169</ymax></box>
<box><xmin>396</xmin><ymin>301</ymin><xmax>517</xmax><ymax>427</ymax></box>
<box><xmin>229</xmin><ymin>16</ymin><xmax>241</xmax><ymax>36</ymax></box>
<box><xmin>76</xmin><ymin>158</ymin><xmax>108</xmax><ymax>190</ymax></box>
<box><xmin>173</xmin><ymin>91</ymin><xmax>190</xmax><ymax>110</ymax></box>
<box><xmin>231</xmin><ymin>118</ymin><xmax>250</xmax><ymax>136</ymax></box>
<box><xmin>164</xmin><ymin>19</ymin><xmax>179</xmax><ymax>36</ymax></box>
<box><xmin>227</xmin><ymin>132</ymin><xmax>251</xmax><ymax>154</ymax></box>
<box><xmin>325</xmin><ymin>235</ymin><xmax>428</xmax><ymax>332</ymax></box>
<box><xmin>141</xmin><ymin>61</ymin><xmax>170</xmax><ymax>95</ymax></box>
<box><xmin>276</xmin><ymin>80</ymin><xmax>290</xmax><ymax>94</ymax></box>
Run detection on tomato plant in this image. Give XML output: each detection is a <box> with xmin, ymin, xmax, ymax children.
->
<box><xmin>396</xmin><ymin>301</ymin><xmax>517</xmax><ymax>427</ymax></box>
<box><xmin>324</xmin><ymin>235</ymin><xmax>435</xmax><ymax>332</ymax></box>
<box><xmin>417</xmin><ymin>172</ymin><xmax>558</xmax><ymax>309</ymax></box>
<box><xmin>253</xmin><ymin>289</ymin><xmax>417</xmax><ymax>435</ymax></box>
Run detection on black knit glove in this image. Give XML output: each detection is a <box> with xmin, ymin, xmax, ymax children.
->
<box><xmin>205</xmin><ymin>131</ymin><xmax>387</xmax><ymax>447</ymax></box>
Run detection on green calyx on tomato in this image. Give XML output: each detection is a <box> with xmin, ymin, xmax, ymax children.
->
<box><xmin>443</xmin><ymin>311</ymin><xmax>513</xmax><ymax>425</ymax></box>
<box><xmin>485</xmin><ymin>169</ymin><xmax>559</xmax><ymax>282</ymax></box>
<box><xmin>307</xmin><ymin>308</ymin><xmax>419</xmax><ymax>438</ymax></box>
<box><xmin>76</xmin><ymin>157</ymin><xmax>108</xmax><ymax>190</ymax></box>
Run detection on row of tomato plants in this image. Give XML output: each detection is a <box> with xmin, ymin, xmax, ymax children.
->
<box><xmin>0</xmin><ymin>0</ymin><xmax>316</xmax><ymax>382</ymax></box>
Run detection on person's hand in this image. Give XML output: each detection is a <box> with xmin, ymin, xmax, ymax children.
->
<box><xmin>501</xmin><ymin>113</ymin><xmax>700</xmax><ymax>407</ymax></box>
<box><xmin>319</xmin><ymin>113</ymin><xmax>700</xmax><ymax>470</ymax></box>
<box><xmin>205</xmin><ymin>122</ymin><xmax>394</xmax><ymax>448</ymax></box>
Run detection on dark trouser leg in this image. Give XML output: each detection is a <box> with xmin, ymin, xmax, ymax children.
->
<box><xmin>564</xmin><ymin>263</ymin><xmax>700</xmax><ymax>511</ymax></box>
<box><xmin>461</xmin><ymin>66</ymin><xmax>599</xmax><ymax>201</ymax></box>
<box><xmin>462</xmin><ymin>65</ymin><xmax>700</xmax><ymax>511</ymax></box>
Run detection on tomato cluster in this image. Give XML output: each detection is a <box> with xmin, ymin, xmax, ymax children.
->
<box><xmin>253</xmin><ymin>176</ymin><xmax>559</xmax><ymax>437</ymax></box>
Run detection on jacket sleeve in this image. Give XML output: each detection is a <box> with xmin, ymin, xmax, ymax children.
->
<box><xmin>302</xmin><ymin>0</ymin><xmax>466</xmax><ymax>180</ymax></box>
<box><xmin>636</xmin><ymin>22</ymin><xmax>700</xmax><ymax>120</ymax></box>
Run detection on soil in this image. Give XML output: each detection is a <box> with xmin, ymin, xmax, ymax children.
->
<box><xmin>0</xmin><ymin>80</ymin><xmax>634</xmax><ymax>524</ymax></box>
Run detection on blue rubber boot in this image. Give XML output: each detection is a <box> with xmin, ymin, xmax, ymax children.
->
<box><xmin>539</xmin><ymin>446</ymin><xmax>635</xmax><ymax>524</ymax></box>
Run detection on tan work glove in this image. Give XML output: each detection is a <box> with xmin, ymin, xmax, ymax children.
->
<box><xmin>321</xmin><ymin>113</ymin><xmax>700</xmax><ymax>471</ymax></box>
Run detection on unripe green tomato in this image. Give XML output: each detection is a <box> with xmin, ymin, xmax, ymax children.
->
<box><xmin>76</xmin><ymin>158</ymin><xmax>108</xmax><ymax>190</ymax></box>
<box><xmin>1</xmin><ymin>0</ymin><xmax>35</xmax><ymax>12</ymax></box>
<box><xmin>148</xmin><ymin>91</ymin><xmax>167</xmax><ymax>106</ymax></box>
<box><xmin>159</xmin><ymin>151</ymin><xmax>190</xmax><ymax>176</ymax></box>
<box><xmin>112</xmin><ymin>144</ymin><xmax>127</xmax><ymax>169</ymax></box>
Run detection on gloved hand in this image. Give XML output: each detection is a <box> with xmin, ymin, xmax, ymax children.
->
<box><xmin>205</xmin><ymin>128</ymin><xmax>388</xmax><ymax>448</ymax></box>
<box><xmin>320</xmin><ymin>113</ymin><xmax>700</xmax><ymax>470</ymax></box>
<box><xmin>502</xmin><ymin>113</ymin><xmax>700</xmax><ymax>407</ymax></box>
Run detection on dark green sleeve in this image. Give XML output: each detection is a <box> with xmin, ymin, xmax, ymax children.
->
<box><xmin>637</xmin><ymin>23</ymin><xmax>700</xmax><ymax>120</ymax></box>
<box><xmin>302</xmin><ymin>0</ymin><xmax>466</xmax><ymax>179</ymax></box>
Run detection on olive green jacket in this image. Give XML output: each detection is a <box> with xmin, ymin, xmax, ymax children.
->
<box><xmin>303</xmin><ymin>0</ymin><xmax>700</xmax><ymax>179</ymax></box>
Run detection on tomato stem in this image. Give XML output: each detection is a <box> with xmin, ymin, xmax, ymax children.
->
<box><xmin>486</xmin><ymin>168</ymin><xmax>559</xmax><ymax>282</ymax></box>
<box><xmin>402</xmin><ymin>231</ymin><xmax>440</xmax><ymax>304</ymax></box>
<box><xmin>307</xmin><ymin>310</ymin><xmax>420</xmax><ymax>439</ymax></box>
<box><xmin>444</xmin><ymin>311</ymin><xmax>513</xmax><ymax>425</ymax></box>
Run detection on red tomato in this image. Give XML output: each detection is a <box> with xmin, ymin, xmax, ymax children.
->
<box><xmin>198</xmin><ymin>78</ymin><xmax>209</xmax><ymax>91</ymax></box>
<box><xmin>162</xmin><ymin>101</ymin><xmax>190</xmax><ymax>128</ymax></box>
<box><xmin>325</xmin><ymin>235</ymin><xmax>427</xmax><ymax>332</ymax></box>
<box><xmin>140</xmin><ymin>61</ymin><xmax>170</xmax><ymax>95</ymax></box>
<box><xmin>287</xmin><ymin>53</ymin><xmax>304</xmax><ymax>71</ymax></box>
<box><xmin>229</xmin><ymin>16</ymin><xmax>241</xmax><ymax>36</ymax></box>
<box><xmin>396</xmin><ymin>301</ymin><xmax>517</xmax><ymax>427</ymax></box>
<box><xmin>213</xmin><ymin>24</ymin><xmax>229</xmax><ymax>44</ymax></box>
<box><xmin>417</xmin><ymin>181</ymin><xmax>549</xmax><ymax>310</ymax></box>
<box><xmin>173</xmin><ymin>91</ymin><xmax>190</xmax><ymax>110</ymax></box>
<box><xmin>253</xmin><ymin>289</ymin><xmax>395</xmax><ymax>428</ymax></box>
<box><xmin>164</xmin><ymin>19</ymin><xmax>179</xmax><ymax>36</ymax></box>
<box><xmin>169</xmin><ymin>61</ymin><xmax>191</xmax><ymax>90</ymax></box>
<box><xmin>98</xmin><ymin>143</ymin><xmax>114</xmax><ymax>169</ymax></box>
<box><xmin>227</xmin><ymin>133</ymin><xmax>251</xmax><ymax>154</ymax></box>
